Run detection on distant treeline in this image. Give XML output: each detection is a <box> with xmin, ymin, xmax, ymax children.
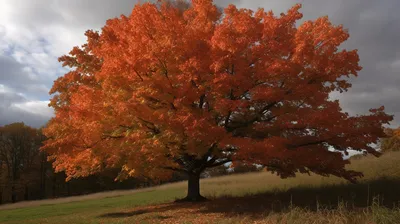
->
<box><xmin>0</xmin><ymin>122</ymin><xmax>261</xmax><ymax>204</ymax></box>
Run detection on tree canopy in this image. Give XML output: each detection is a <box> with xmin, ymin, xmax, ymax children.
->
<box><xmin>42</xmin><ymin>0</ymin><xmax>392</xmax><ymax>201</ymax></box>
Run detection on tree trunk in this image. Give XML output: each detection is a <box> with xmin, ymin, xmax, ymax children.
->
<box><xmin>40</xmin><ymin>153</ymin><xmax>46</xmax><ymax>199</ymax></box>
<box><xmin>24</xmin><ymin>184</ymin><xmax>29</xmax><ymax>200</ymax></box>
<box><xmin>11</xmin><ymin>185</ymin><xmax>16</xmax><ymax>203</ymax></box>
<box><xmin>67</xmin><ymin>182</ymin><xmax>71</xmax><ymax>196</ymax></box>
<box><xmin>52</xmin><ymin>176</ymin><xmax>57</xmax><ymax>198</ymax></box>
<box><xmin>177</xmin><ymin>173</ymin><xmax>207</xmax><ymax>202</ymax></box>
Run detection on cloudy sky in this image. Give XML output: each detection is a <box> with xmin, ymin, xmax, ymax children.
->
<box><xmin>0</xmin><ymin>0</ymin><xmax>399</xmax><ymax>128</ymax></box>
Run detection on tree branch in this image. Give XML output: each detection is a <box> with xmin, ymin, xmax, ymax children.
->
<box><xmin>287</xmin><ymin>139</ymin><xmax>332</xmax><ymax>149</ymax></box>
<box><xmin>133</xmin><ymin>68</ymin><xmax>144</xmax><ymax>81</ymax></box>
<box><xmin>161</xmin><ymin>166</ymin><xmax>188</xmax><ymax>174</ymax></box>
<box><xmin>227</xmin><ymin>101</ymin><xmax>278</xmax><ymax>131</ymax></box>
<box><xmin>199</xmin><ymin>94</ymin><xmax>205</xmax><ymax>109</ymax></box>
<box><xmin>206</xmin><ymin>159</ymin><xmax>232</xmax><ymax>168</ymax></box>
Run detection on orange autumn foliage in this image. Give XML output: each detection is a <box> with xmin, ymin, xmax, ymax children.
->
<box><xmin>395</xmin><ymin>127</ymin><xmax>400</xmax><ymax>137</ymax></box>
<box><xmin>42</xmin><ymin>0</ymin><xmax>392</xmax><ymax>184</ymax></box>
<box><xmin>380</xmin><ymin>127</ymin><xmax>400</xmax><ymax>152</ymax></box>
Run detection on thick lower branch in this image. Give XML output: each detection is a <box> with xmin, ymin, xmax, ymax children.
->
<box><xmin>161</xmin><ymin>166</ymin><xmax>188</xmax><ymax>174</ymax></box>
<box><xmin>206</xmin><ymin>159</ymin><xmax>232</xmax><ymax>168</ymax></box>
<box><xmin>226</xmin><ymin>101</ymin><xmax>278</xmax><ymax>131</ymax></box>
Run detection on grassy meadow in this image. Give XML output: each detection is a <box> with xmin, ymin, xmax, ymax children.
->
<box><xmin>0</xmin><ymin>151</ymin><xmax>400</xmax><ymax>224</ymax></box>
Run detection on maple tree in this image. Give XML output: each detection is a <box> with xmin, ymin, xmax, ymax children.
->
<box><xmin>42</xmin><ymin>0</ymin><xmax>393</xmax><ymax>201</ymax></box>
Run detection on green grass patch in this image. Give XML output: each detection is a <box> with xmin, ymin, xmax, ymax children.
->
<box><xmin>0</xmin><ymin>188</ymin><xmax>184</xmax><ymax>223</ymax></box>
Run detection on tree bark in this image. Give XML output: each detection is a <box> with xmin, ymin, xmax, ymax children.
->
<box><xmin>11</xmin><ymin>185</ymin><xmax>16</xmax><ymax>203</ymax></box>
<box><xmin>52</xmin><ymin>176</ymin><xmax>56</xmax><ymax>198</ymax></box>
<box><xmin>177</xmin><ymin>172</ymin><xmax>207</xmax><ymax>202</ymax></box>
<box><xmin>40</xmin><ymin>153</ymin><xmax>46</xmax><ymax>199</ymax></box>
<box><xmin>67</xmin><ymin>182</ymin><xmax>71</xmax><ymax>196</ymax></box>
<box><xmin>24</xmin><ymin>184</ymin><xmax>29</xmax><ymax>200</ymax></box>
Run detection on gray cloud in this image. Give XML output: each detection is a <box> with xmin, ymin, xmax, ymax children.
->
<box><xmin>0</xmin><ymin>90</ymin><xmax>26</xmax><ymax>107</ymax></box>
<box><xmin>0</xmin><ymin>85</ymin><xmax>53</xmax><ymax>128</ymax></box>
<box><xmin>0</xmin><ymin>55</ymin><xmax>30</xmax><ymax>85</ymax></box>
<box><xmin>0</xmin><ymin>55</ymin><xmax>50</xmax><ymax>99</ymax></box>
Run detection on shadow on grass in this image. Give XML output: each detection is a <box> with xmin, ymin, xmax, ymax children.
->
<box><xmin>99</xmin><ymin>177</ymin><xmax>400</xmax><ymax>219</ymax></box>
<box><xmin>100</xmin><ymin>209</ymin><xmax>148</xmax><ymax>217</ymax></box>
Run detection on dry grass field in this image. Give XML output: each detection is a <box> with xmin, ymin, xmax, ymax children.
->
<box><xmin>0</xmin><ymin>151</ymin><xmax>400</xmax><ymax>223</ymax></box>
